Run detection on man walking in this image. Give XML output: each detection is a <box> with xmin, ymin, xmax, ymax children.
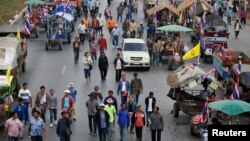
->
<box><xmin>18</xmin><ymin>82</ymin><xmax>32</xmax><ymax>124</ymax></box>
<box><xmin>98</xmin><ymin>52</ymin><xmax>109</xmax><ymax>81</ymax></box>
<box><xmin>234</xmin><ymin>19</ymin><xmax>242</xmax><ymax>39</ymax></box>
<box><xmin>111</xmin><ymin>24</ymin><xmax>121</xmax><ymax>48</ymax></box>
<box><xmin>56</xmin><ymin>111</ymin><xmax>72</xmax><ymax>141</ymax></box>
<box><xmin>4</xmin><ymin>112</ymin><xmax>23</xmax><ymax>141</ymax></box>
<box><xmin>117</xmin><ymin>104</ymin><xmax>130</xmax><ymax>141</ymax></box>
<box><xmin>126</xmin><ymin>95</ymin><xmax>137</xmax><ymax>134</ymax></box>
<box><xmin>48</xmin><ymin>89</ymin><xmax>58</xmax><ymax>128</ymax></box>
<box><xmin>95</xmin><ymin>103</ymin><xmax>110</xmax><ymax>141</ymax></box>
<box><xmin>114</xmin><ymin>54</ymin><xmax>125</xmax><ymax>82</ymax></box>
<box><xmin>29</xmin><ymin>110</ymin><xmax>46</xmax><ymax>141</ymax></box>
<box><xmin>14</xmin><ymin>98</ymin><xmax>28</xmax><ymax>124</ymax></box>
<box><xmin>150</xmin><ymin>107</ymin><xmax>164</xmax><ymax>141</ymax></box>
<box><xmin>61</xmin><ymin>90</ymin><xmax>75</xmax><ymax>118</ymax></box>
<box><xmin>104</xmin><ymin>90</ymin><xmax>118</xmax><ymax>110</ymax></box>
<box><xmin>104</xmin><ymin>99</ymin><xmax>116</xmax><ymax>141</ymax></box>
<box><xmin>86</xmin><ymin>93</ymin><xmax>98</xmax><ymax>136</ymax></box>
<box><xmin>78</xmin><ymin>21</ymin><xmax>87</xmax><ymax>45</ymax></box>
<box><xmin>145</xmin><ymin>92</ymin><xmax>156</xmax><ymax>127</ymax></box>
<box><xmin>68</xmin><ymin>83</ymin><xmax>77</xmax><ymax>121</ymax></box>
<box><xmin>129</xmin><ymin>20</ymin><xmax>137</xmax><ymax>38</ymax></box>
<box><xmin>98</xmin><ymin>34</ymin><xmax>107</xmax><ymax>52</ymax></box>
<box><xmin>97</xmin><ymin>14</ymin><xmax>105</xmax><ymax>34</ymax></box>
<box><xmin>35</xmin><ymin>86</ymin><xmax>49</xmax><ymax>123</ymax></box>
<box><xmin>131</xmin><ymin>73</ymin><xmax>143</xmax><ymax>105</ymax></box>
<box><xmin>117</xmin><ymin>74</ymin><xmax>130</xmax><ymax>104</ymax></box>
<box><xmin>117</xmin><ymin>4</ymin><xmax>124</xmax><ymax>22</ymax></box>
<box><xmin>72</xmin><ymin>36</ymin><xmax>81</xmax><ymax>63</ymax></box>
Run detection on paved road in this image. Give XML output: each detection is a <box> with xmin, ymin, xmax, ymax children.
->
<box><xmin>1</xmin><ymin>0</ymin><xmax>250</xmax><ymax>141</ymax></box>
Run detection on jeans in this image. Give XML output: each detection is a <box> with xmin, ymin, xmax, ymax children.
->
<box><xmin>79</xmin><ymin>33</ymin><xmax>85</xmax><ymax>45</ymax></box>
<box><xmin>100</xmin><ymin>68</ymin><xmax>108</xmax><ymax>81</ymax></box>
<box><xmin>98</xmin><ymin>128</ymin><xmax>107</xmax><ymax>141</ymax></box>
<box><xmin>119</xmin><ymin>125</ymin><xmax>127</xmax><ymax>141</ymax></box>
<box><xmin>134</xmin><ymin>93</ymin><xmax>140</xmax><ymax>105</ymax></box>
<box><xmin>49</xmin><ymin>108</ymin><xmax>57</xmax><ymax>124</ymax></box>
<box><xmin>107</xmin><ymin>122</ymin><xmax>114</xmax><ymax>140</ymax></box>
<box><xmin>60</xmin><ymin>135</ymin><xmax>70</xmax><ymax>141</ymax></box>
<box><xmin>146</xmin><ymin>111</ymin><xmax>153</xmax><ymax>125</ymax></box>
<box><xmin>153</xmin><ymin>53</ymin><xmax>160</xmax><ymax>65</ymax></box>
<box><xmin>74</xmin><ymin>51</ymin><xmax>79</xmax><ymax>62</ymax></box>
<box><xmin>23</xmin><ymin>102</ymin><xmax>29</xmax><ymax>122</ymax></box>
<box><xmin>126</xmin><ymin>14</ymin><xmax>131</xmax><ymax>21</ymax></box>
<box><xmin>115</xmin><ymin>69</ymin><xmax>122</xmax><ymax>81</ymax></box>
<box><xmin>117</xmin><ymin>14</ymin><xmax>123</xmax><ymax>22</ymax></box>
<box><xmin>151</xmin><ymin>129</ymin><xmax>162</xmax><ymax>141</ymax></box>
<box><xmin>84</xmin><ymin>69</ymin><xmax>91</xmax><ymax>79</ymax></box>
<box><xmin>112</xmin><ymin>35</ymin><xmax>119</xmax><ymax>46</ymax></box>
<box><xmin>130</xmin><ymin>30</ymin><xmax>136</xmax><ymax>38</ymax></box>
<box><xmin>88</xmin><ymin>115</ymin><xmax>97</xmax><ymax>134</ymax></box>
<box><xmin>135</xmin><ymin>127</ymin><xmax>143</xmax><ymax>141</ymax></box>
<box><xmin>241</xmin><ymin>18</ymin><xmax>246</xmax><ymax>25</ymax></box>
<box><xmin>8</xmin><ymin>136</ymin><xmax>19</xmax><ymax>141</ymax></box>
<box><xmin>91</xmin><ymin>52</ymin><xmax>97</xmax><ymax>62</ymax></box>
<box><xmin>121</xmin><ymin>96</ymin><xmax>127</xmax><ymax>104</ymax></box>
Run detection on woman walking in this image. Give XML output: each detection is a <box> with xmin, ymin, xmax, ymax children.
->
<box><xmin>89</xmin><ymin>37</ymin><xmax>98</xmax><ymax>63</ymax></box>
<box><xmin>83</xmin><ymin>52</ymin><xmax>93</xmax><ymax>82</ymax></box>
<box><xmin>132</xmin><ymin>105</ymin><xmax>146</xmax><ymax>141</ymax></box>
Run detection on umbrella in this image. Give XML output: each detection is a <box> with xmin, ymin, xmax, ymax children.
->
<box><xmin>208</xmin><ymin>100</ymin><xmax>250</xmax><ymax>116</ymax></box>
<box><xmin>156</xmin><ymin>25</ymin><xmax>193</xmax><ymax>32</ymax></box>
<box><xmin>24</xmin><ymin>0</ymin><xmax>45</xmax><ymax>5</ymax></box>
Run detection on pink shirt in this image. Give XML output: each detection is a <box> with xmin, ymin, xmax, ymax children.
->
<box><xmin>5</xmin><ymin>118</ymin><xmax>23</xmax><ymax>137</ymax></box>
<box><xmin>135</xmin><ymin>112</ymin><xmax>144</xmax><ymax>127</ymax></box>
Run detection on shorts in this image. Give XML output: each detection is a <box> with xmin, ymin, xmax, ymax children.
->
<box><xmin>84</xmin><ymin>69</ymin><xmax>91</xmax><ymax>78</ymax></box>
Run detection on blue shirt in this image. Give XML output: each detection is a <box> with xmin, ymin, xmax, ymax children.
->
<box><xmin>100</xmin><ymin>111</ymin><xmax>107</xmax><ymax>128</ymax></box>
<box><xmin>14</xmin><ymin>104</ymin><xmax>28</xmax><ymax>121</ymax></box>
<box><xmin>29</xmin><ymin>117</ymin><xmax>45</xmax><ymax>136</ymax></box>
<box><xmin>117</xmin><ymin>109</ymin><xmax>130</xmax><ymax>127</ymax></box>
<box><xmin>64</xmin><ymin>97</ymin><xmax>70</xmax><ymax>108</ymax></box>
<box><xmin>69</xmin><ymin>89</ymin><xmax>77</xmax><ymax>102</ymax></box>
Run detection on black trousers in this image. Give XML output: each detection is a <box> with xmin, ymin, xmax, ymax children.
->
<box><xmin>135</xmin><ymin>127</ymin><xmax>143</xmax><ymax>141</ymax></box>
<box><xmin>151</xmin><ymin>129</ymin><xmax>162</xmax><ymax>141</ymax></box>
<box><xmin>31</xmin><ymin>136</ymin><xmax>43</xmax><ymax>141</ymax></box>
<box><xmin>235</xmin><ymin>31</ymin><xmax>240</xmax><ymax>38</ymax></box>
<box><xmin>100</xmin><ymin>68</ymin><xmax>108</xmax><ymax>81</ymax></box>
<box><xmin>241</xmin><ymin>18</ymin><xmax>246</xmax><ymax>25</ymax></box>
<box><xmin>115</xmin><ymin>69</ymin><xmax>122</xmax><ymax>81</ymax></box>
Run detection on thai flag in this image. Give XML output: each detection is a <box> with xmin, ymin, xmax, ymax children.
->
<box><xmin>231</xmin><ymin>79</ymin><xmax>240</xmax><ymax>100</ymax></box>
<box><xmin>202</xmin><ymin>68</ymin><xmax>216</xmax><ymax>82</ymax></box>
<box><xmin>219</xmin><ymin>46</ymin><xmax>224</xmax><ymax>58</ymax></box>
<box><xmin>236</xmin><ymin>60</ymin><xmax>242</xmax><ymax>76</ymax></box>
<box><xmin>24</xmin><ymin>19</ymin><xmax>31</xmax><ymax>35</ymax></box>
<box><xmin>200</xmin><ymin>98</ymin><xmax>209</xmax><ymax>123</ymax></box>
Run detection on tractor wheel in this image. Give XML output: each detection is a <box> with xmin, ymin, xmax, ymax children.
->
<box><xmin>173</xmin><ymin>103</ymin><xmax>179</xmax><ymax>118</ymax></box>
<box><xmin>67</xmin><ymin>33</ymin><xmax>71</xmax><ymax>44</ymax></box>
<box><xmin>45</xmin><ymin>41</ymin><xmax>49</xmax><ymax>51</ymax></box>
<box><xmin>190</xmin><ymin>124</ymin><xmax>195</xmax><ymax>136</ymax></box>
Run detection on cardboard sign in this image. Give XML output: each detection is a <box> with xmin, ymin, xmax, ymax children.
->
<box><xmin>189</xmin><ymin>81</ymin><xmax>198</xmax><ymax>88</ymax></box>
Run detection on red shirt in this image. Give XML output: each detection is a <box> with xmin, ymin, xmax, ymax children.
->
<box><xmin>135</xmin><ymin>112</ymin><xmax>144</xmax><ymax>127</ymax></box>
<box><xmin>98</xmin><ymin>38</ymin><xmax>107</xmax><ymax>50</ymax></box>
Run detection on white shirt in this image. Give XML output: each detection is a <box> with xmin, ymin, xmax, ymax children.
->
<box><xmin>116</xmin><ymin>59</ymin><xmax>122</xmax><ymax>70</ymax></box>
<box><xmin>95</xmin><ymin>0</ymin><xmax>100</xmax><ymax>7</ymax></box>
<box><xmin>122</xmin><ymin>81</ymin><xmax>126</xmax><ymax>92</ymax></box>
<box><xmin>40</xmin><ymin>94</ymin><xmax>46</xmax><ymax>105</ymax></box>
<box><xmin>18</xmin><ymin>89</ymin><xmax>31</xmax><ymax>103</ymax></box>
<box><xmin>147</xmin><ymin>98</ymin><xmax>153</xmax><ymax>112</ymax></box>
<box><xmin>82</xmin><ymin>56</ymin><xmax>93</xmax><ymax>69</ymax></box>
<box><xmin>78</xmin><ymin>23</ymin><xmax>87</xmax><ymax>34</ymax></box>
<box><xmin>112</xmin><ymin>28</ymin><xmax>121</xmax><ymax>36</ymax></box>
<box><xmin>97</xmin><ymin>16</ymin><xmax>104</xmax><ymax>26</ymax></box>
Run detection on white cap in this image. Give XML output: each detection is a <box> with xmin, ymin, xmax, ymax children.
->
<box><xmin>64</xmin><ymin>90</ymin><xmax>70</xmax><ymax>93</ymax></box>
<box><xmin>99</xmin><ymin>103</ymin><xmax>105</xmax><ymax>107</ymax></box>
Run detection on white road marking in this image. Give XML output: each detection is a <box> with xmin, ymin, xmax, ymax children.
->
<box><xmin>61</xmin><ymin>65</ymin><xmax>66</xmax><ymax>75</ymax></box>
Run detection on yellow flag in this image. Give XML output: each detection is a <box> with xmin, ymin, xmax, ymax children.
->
<box><xmin>178</xmin><ymin>11</ymin><xmax>183</xmax><ymax>24</ymax></box>
<box><xmin>16</xmin><ymin>27</ymin><xmax>21</xmax><ymax>41</ymax></box>
<box><xmin>182</xmin><ymin>42</ymin><xmax>200</xmax><ymax>61</ymax></box>
<box><xmin>6</xmin><ymin>65</ymin><xmax>11</xmax><ymax>86</ymax></box>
